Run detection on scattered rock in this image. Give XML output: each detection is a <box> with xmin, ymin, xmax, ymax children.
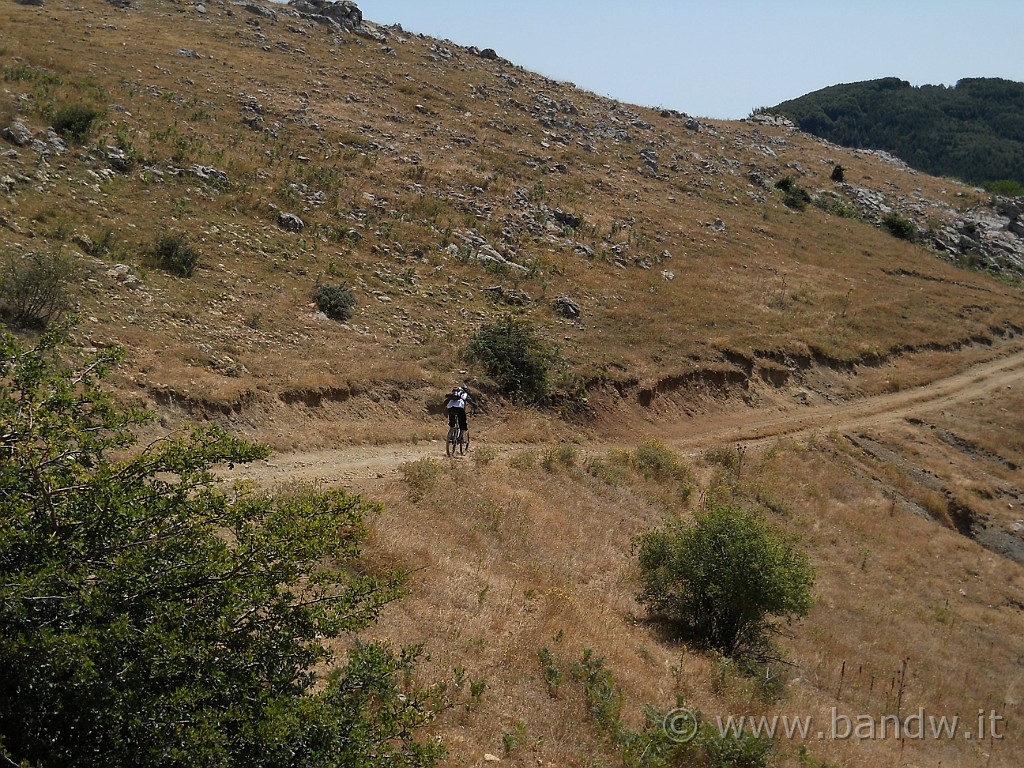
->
<box><xmin>244</xmin><ymin>3</ymin><xmax>276</xmax><ymax>19</ymax></box>
<box><xmin>553</xmin><ymin>208</ymin><xmax>582</xmax><ymax>229</ymax></box>
<box><xmin>553</xmin><ymin>295</ymin><xmax>581</xmax><ymax>318</ymax></box>
<box><xmin>106</xmin><ymin>264</ymin><xmax>142</xmax><ymax>289</ymax></box>
<box><xmin>639</xmin><ymin>148</ymin><xmax>659</xmax><ymax>174</ymax></box>
<box><xmin>484</xmin><ymin>285</ymin><xmax>531</xmax><ymax>306</ymax></box>
<box><xmin>746</xmin><ymin>113</ymin><xmax>796</xmax><ymax>129</ymax></box>
<box><xmin>278</xmin><ymin>212</ymin><xmax>305</xmax><ymax>232</ymax></box>
<box><xmin>190</xmin><ymin>164</ymin><xmax>229</xmax><ymax>186</ymax></box>
<box><xmin>1</xmin><ymin>121</ymin><xmax>33</xmax><ymax>147</ymax></box>
<box><xmin>289</xmin><ymin>0</ymin><xmax>363</xmax><ymax>29</ymax></box>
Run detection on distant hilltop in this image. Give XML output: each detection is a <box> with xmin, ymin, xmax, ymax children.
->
<box><xmin>764</xmin><ymin>77</ymin><xmax>1024</xmax><ymax>192</ymax></box>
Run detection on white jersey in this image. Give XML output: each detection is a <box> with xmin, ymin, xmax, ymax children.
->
<box><xmin>446</xmin><ymin>389</ymin><xmax>469</xmax><ymax>409</ymax></box>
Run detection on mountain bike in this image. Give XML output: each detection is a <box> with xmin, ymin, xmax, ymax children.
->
<box><xmin>446</xmin><ymin>422</ymin><xmax>469</xmax><ymax>457</ymax></box>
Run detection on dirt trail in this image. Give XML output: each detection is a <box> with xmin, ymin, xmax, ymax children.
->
<box><xmin>229</xmin><ymin>344</ymin><xmax>1024</xmax><ymax>488</ymax></box>
<box><xmin>663</xmin><ymin>343</ymin><xmax>1024</xmax><ymax>451</ymax></box>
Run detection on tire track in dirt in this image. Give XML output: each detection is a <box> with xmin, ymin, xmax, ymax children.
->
<box><xmin>229</xmin><ymin>345</ymin><xmax>1024</xmax><ymax>487</ymax></box>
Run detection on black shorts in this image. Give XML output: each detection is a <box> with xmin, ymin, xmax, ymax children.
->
<box><xmin>447</xmin><ymin>407</ymin><xmax>468</xmax><ymax>431</ymax></box>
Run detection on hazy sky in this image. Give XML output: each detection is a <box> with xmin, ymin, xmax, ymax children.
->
<box><xmin>358</xmin><ymin>1</ymin><xmax>1024</xmax><ymax>120</ymax></box>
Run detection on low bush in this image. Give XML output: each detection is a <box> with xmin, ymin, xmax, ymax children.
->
<box><xmin>982</xmin><ymin>178</ymin><xmax>1024</xmax><ymax>197</ymax></box>
<box><xmin>775</xmin><ymin>176</ymin><xmax>811</xmax><ymax>210</ymax></box>
<box><xmin>541</xmin><ymin>443</ymin><xmax>578</xmax><ymax>472</ymax></box>
<box><xmin>314</xmin><ymin>282</ymin><xmax>357</xmax><ymax>321</ymax></box>
<box><xmin>0</xmin><ymin>249</ymin><xmax>77</xmax><ymax>329</ymax></box>
<box><xmin>632</xmin><ymin>439</ymin><xmax>689</xmax><ymax>482</ymax></box>
<box><xmin>52</xmin><ymin>103</ymin><xmax>101</xmax><ymax>143</ymax></box>
<box><xmin>464</xmin><ymin>316</ymin><xmax>554</xmax><ymax>404</ymax></box>
<box><xmin>634</xmin><ymin>502</ymin><xmax>814</xmax><ymax>655</ymax></box>
<box><xmin>400</xmin><ymin>457</ymin><xmax>442</xmax><ymax>502</ymax></box>
<box><xmin>881</xmin><ymin>212</ymin><xmax>918</xmax><ymax>242</ymax></box>
<box><xmin>151</xmin><ymin>232</ymin><xmax>200</xmax><ymax>277</ymax></box>
<box><xmin>812</xmin><ymin>192</ymin><xmax>859</xmax><ymax>219</ymax></box>
<box><xmin>472</xmin><ymin>445</ymin><xmax>498</xmax><ymax>466</ymax></box>
<box><xmin>550</xmin><ymin>646</ymin><xmax>775</xmax><ymax>768</ymax></box>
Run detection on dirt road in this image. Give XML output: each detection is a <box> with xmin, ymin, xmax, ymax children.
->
<box><xmin>229</xmin><ymin>344</ymin><xmax>1024</xmax><ymax>488</ymax></box>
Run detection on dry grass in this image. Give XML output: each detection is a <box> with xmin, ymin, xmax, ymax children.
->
<box><xmin>3</xmin><ymin>0</ymin><xmax>1022</xmax><ymax>435</ymax></box>
<box><xmin>3</xmin><ymin>2</ymin><xmax>1024</xmax><ymax>766</ymax></box>
<box><xmin>353</xmin><ymin>437</ymin><xmax>1023</xmax><ymax>767</ymax></box>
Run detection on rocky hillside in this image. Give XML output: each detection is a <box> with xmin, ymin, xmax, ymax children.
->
<box><xmin>2</xmin><ymin>0</ymin><xmax>1024</xmax><ymax>439</ymax></box>
<box><xmin>3</xmin><ymin>1</ymin><xmax>1024</xmax><ymax>767</ymax></box>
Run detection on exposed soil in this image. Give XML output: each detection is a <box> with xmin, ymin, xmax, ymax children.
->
<box><xmin>230</xmin><ymin>343</ymin><xmax>1024</xmax><ymax>477</ymax></box>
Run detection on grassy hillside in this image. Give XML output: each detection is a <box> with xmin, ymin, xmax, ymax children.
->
<box><xmin>2</xmin><ymin>1</ymin><xmax>1024</xmax><ymax>766</ymax></box>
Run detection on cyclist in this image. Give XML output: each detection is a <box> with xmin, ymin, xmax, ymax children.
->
<box><xmin>444</xmin><ymin>384</ymin><xmax>476</xmax><ymax>445</ymax></box>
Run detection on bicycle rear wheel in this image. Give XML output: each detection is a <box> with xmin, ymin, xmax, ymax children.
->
<box><xmin>446</xmin><ymin>426</ymin><xmax>459</xmax><ymax>457</ymax></box>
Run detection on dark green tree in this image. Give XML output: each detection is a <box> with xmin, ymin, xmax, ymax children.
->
<box><xmin>0</xmin><ymin>248</ymin><xmax>78</xmax><ymax>329</ymax></box>
<box><xmin>769</xmin><ymin>77</ymin><xmax>1024</xmax><ymax>186</ymax></box>
<box><xmin>464</xmin><ymin>316</ymin><xmax>554</xmax><ymax>404</ymax></box>
<box><xmin>313</xmin><ymin>282</ymin><xmax>357</xmax><ymax>321</ymax></box>
<box><xmin>52</xmin><ymin>103</ymin><xmax>102</xmax><ymax>143</ymax></box>
<box><xmin>634</xmin><ymin>502</ymin><xmax>814</xmax><ymax>656</ymax></box>
<box><xmin>0</xmin><ymin>323</ymin><xmax>447</xmax><ymax>767</ymax></box>
<box><xmin>151</xmin><ymin>232</ymin><xmax>201</xmax><ymax>277</ymax></box>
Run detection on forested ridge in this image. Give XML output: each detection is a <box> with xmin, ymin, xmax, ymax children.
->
<box><xmin>768</xmin><ymin>77</ymin><xmax>1024</xmax><ymax>189</ymax></box>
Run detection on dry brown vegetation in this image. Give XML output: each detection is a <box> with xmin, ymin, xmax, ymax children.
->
<box><xmin>3</xmin><ymin>0</ymin><xmax>1024</xmax><ymax>765</ymax></box>
<box><xmin>360</xmin><ymin>436</ymin><xmax>1023</xmax><ymax>767</ymax></box>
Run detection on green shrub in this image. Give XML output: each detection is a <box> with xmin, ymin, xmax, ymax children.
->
<box><xmin>632</xmin><ymin>439</ymin><xmax>688</xmax><ymax>481</ymax></box>
<box><xmin>537</xmin><ymin>647</ymin><xmax>563</xmax><ymax>698</ymax></box>
<box><xmin>464</xmin><ymin>316</ymin><xmax>554</xmax><ymax>404</ymax></box>
<box><xmin>584</xmin><ymin>455</ymin><xmax>631</xmax><ymax>486</ymax></box>
<box><xmin>0</xmin><ymin>325</ymin><xmax>447</xmax><ymax>768</ymax></box>
<box><xmin>633</xmin><ymin>502</ymin><xmax>814</xmax><ymax>655</ymax></box>
<box><xmin>0</xmin><ymin>249</ymin><xmax>77</xmax><ymax>329</ymax></box>
<box><xmin>508</xmin><ymin>449</ymin><xmax>537</xmax><ymax>470</ymax></box>
<box><xmin>812</xmin><ymin>192</ymin><xmax>859</xmax><ymax>219</ymax></box>
<box><xmin>541</xmin><ymin>443</ymin><xmax>578</xmax><ymax>472</ymax></box>
<box><xmin>472</xmin><ymin>445</ymin><xmax>498</xmax><ymax>466</ymax></box>
<box><xmin>570</xmin><ymin>648</ymin><xmax>624</xmax><ymax>737</ymax></box>
<box><xmin>982</xmin><ymin>178</ymin><xmax>1024</xmax><ymax>197</ymax></box>
<box><xmin>703</xmin><ymin>446</ymin><xmax>743</xmax><ymax>475</ymax></box>
<box><xmin>558</xmin><ymin>646</ymin><xmax>775</xmax><ymax>768</ymax></box>
<box><xmin>151</xmin><ymin>232</ymin><xmax>200</xmax><ymax>277</ymax></box>
<box><xmin>775</xmin><ymin>176</ymin><xmax>811</xmax><ymax>210</ymax></box>
<box><xmin>52</xmin><ymin>103</ymin><xmax>101</xmax><ymax>143</ymax></box>
<box><xmin>400</xmin><ymin>456</ymin><xmax>442</xmax><ymax>502</ymax></box>
<box><xmin>881</xmin><ymin>212</ymin><xmax>918</xmax><ymax>242</ymax></box>
<box><xmin>314</xmin><ymin>282</ymin><xmax>357</xmax><ymax>321</ymax></box>
<box><xmin>698</xmin><ymin>723</ymin><xmax>774</xmax><ymax>768</ymax></box>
